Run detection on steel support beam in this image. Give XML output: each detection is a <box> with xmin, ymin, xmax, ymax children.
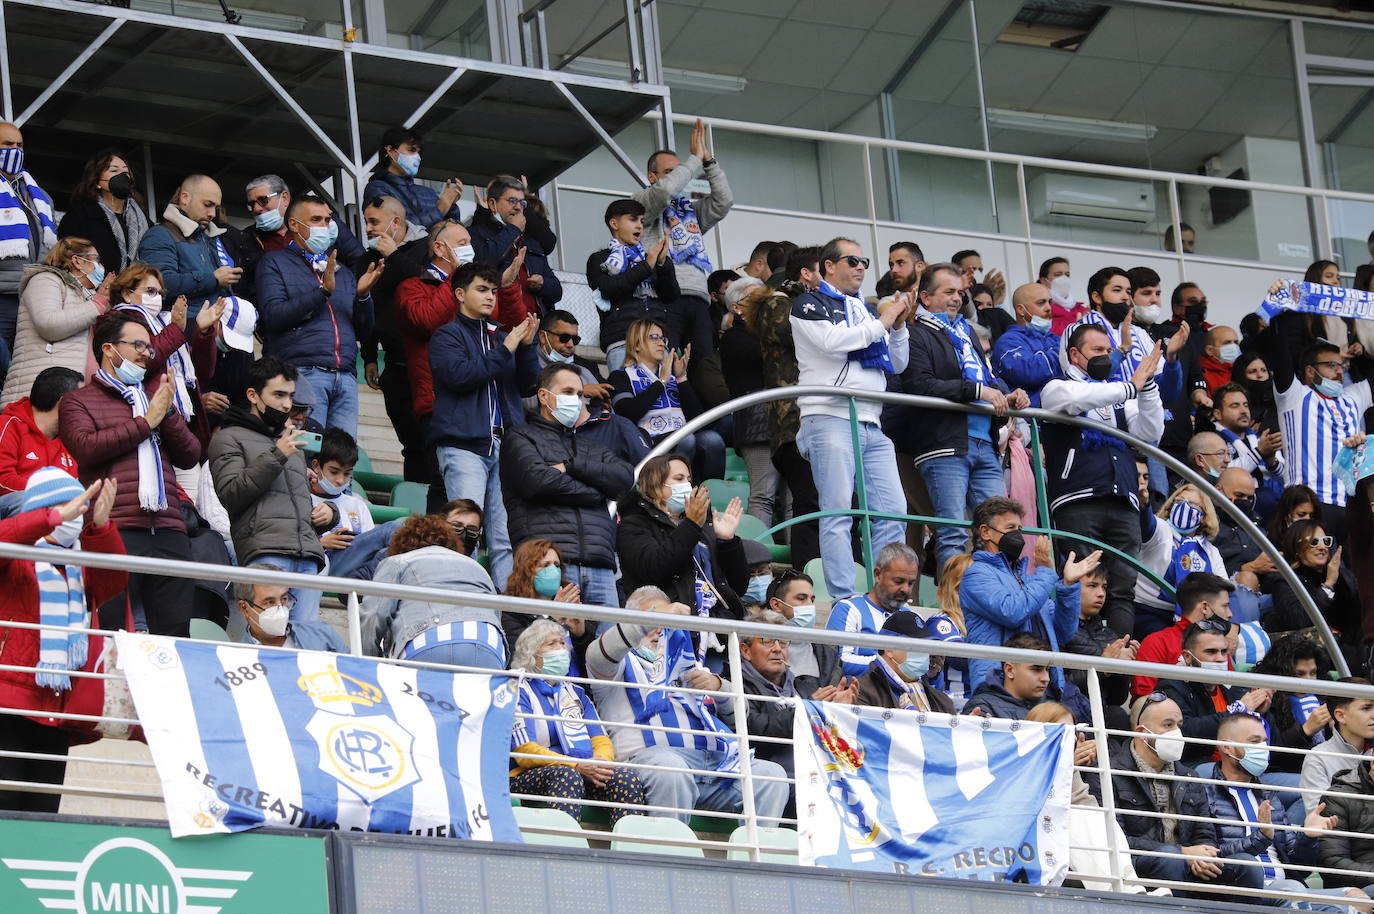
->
<box><xmin>1290</xmin><ymin>20</ymin><xmax>1333</xmax><ymax>258</ymax></box>
<box><xmin>0</xmin><ymin>1</ymin><xmax>13</xmax><ymax>122</ymax></box>
<box><xmin>359</xmin><ymin>66</ymin><xmax>467</xmax><ymax>175</ymax></box>
<box><xmin>551</xmin><ymin>81</ymin><xmax>646</xmax><ymax>187</ymax></box>
<box><xmin>14</xmin><ymin>18</ymin><xmax>123</xmax><ymax>126</ymax></box>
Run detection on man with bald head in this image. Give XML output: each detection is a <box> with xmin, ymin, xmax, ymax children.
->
<box><xmin>0</xmin><ymin>121</ymin><xmax>56</xmax><ymax>349</ymax></box>
<box><xmin>1201</xmin><ymin>325</ymin><xmax>1242</xmax><ymax>396</ymax></box>
<box><xmin>1213</xmin><ymin>467</ymin><xmax>1273</xmax><ymax>587</ymax></box>
<box><xmin>993</xmin><ymin>282</ymin><xmax>1063</xmax><ymax>406</ymax></box>
<box><xmin>137</xmin><ymin>173</ymin><xmax>240</xmax><ymax>318</ymax></box>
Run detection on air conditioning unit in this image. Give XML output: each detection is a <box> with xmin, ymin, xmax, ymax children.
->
<box><xmin>1029</xmin><ymin>173</ymin><xmax>1156</xmax><ymax>229</ymax></box>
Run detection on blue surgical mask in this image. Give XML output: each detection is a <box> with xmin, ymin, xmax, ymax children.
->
<box><xmin>1236</xmin><ymin>744</ymin><xmax>1270</xmax><ymax>778</ymax></box>
<box><xmin>899</xmin><ymin>652</ymin><xmax>930</xmax><ymax>681</ymax></box>
<box><xmin>745</xmin><ymin>574</ymin><xmax>772</xmax><ymax>604</ymax></box>
<box><xmin>85</xmin><ymin>261</ymin><xmax>106</xmax><ymax>288</ymax></box>
<box><xmin>396</xmin><ymin>152</ymin><xmax>421</xmax><ymax>177</ymax></box>
<box><xmin>1317</xmin><ymin>377</ymin><xmax>1344</xmax><ymax>398</ymax></box>
<box><xmin>1169</xmin><ymin>500</ymin><xmax>1203</xmax><ymax>536</ymax></box>
<box><xmin>254</xmin><ymin>208</ymin><xmax>284</xmax><ymax>232</ymax></box>
<box><xmin>113</xmin><ymin>354</ymin><xmax>146</xmax><ymax>386</ymax></box>
<box><xmin>1219</xmin><ymin>343</ymin><xmax>1241</xmax><ymax>363</ymax></box>
<box><xmin>533</xmin><ymin>565</ymin><xmax>562</xmax><ymax>598</ymax></box>
<box><xmin>301</xmin><ymin>220</ymin><xmax>338</xmax><ymax>255</ymax></box>
<box><xmin>1029</xmin><ymin>314</ymin><xmax>1053</xmax><ymax>333</ymax></box>
<box><xmin>665</xmin><ymin>481</ymin><xmax>692</xmax><ymax>515</ymax></box>
<box><xmin>452</xmin><ymin>244</ymin><xmax>475</xmax><ymax>265</ymax></box>
<box><xmin>549</xmin><ymin>393</ymin><xmax>581</xmax><ymax>429</ymax></box>
<box><xmin>786</xmin><ymin>603</ymin><xmax>816</xmax><ymax>628</ymax></box>
<box><xmin>539</xmin><ymin>648</ymin><xmax>570</xmax><ymax>678</ymax></box>
<box><xmin>634</xmin><ymin>644</ymin><xmax>660</xmax><ymax>663</ymax></box>
<box><xmin>315</xmin><ymin>475</ymin><xmax>347</xmax><ymax>497</ymax></box>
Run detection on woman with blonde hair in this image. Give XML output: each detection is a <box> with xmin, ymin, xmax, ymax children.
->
<box><xmin>927</xmin><ymin>552</ymin><xmax>973</xmax><ymax>708</ymax></box>
<box><xmin>1</xmin><ymin>237</ymin><xmax>109</xmax><ymax>405</ymax></box>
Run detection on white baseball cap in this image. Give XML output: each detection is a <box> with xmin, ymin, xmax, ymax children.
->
<box><xmin>220</xmin><ymin>296</ymin><xmax>258</xmax><ymax>353</ymax></box>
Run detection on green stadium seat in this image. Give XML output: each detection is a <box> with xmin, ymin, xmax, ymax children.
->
<box><xmin>703</xmin><ymin>479</ymin><xmax>750</xmax><ymax>513</ymax></box>
<box><xmin>353</xmin><ymin>483</ymin><xmax>408</xmax><ymax>524</ymax></box>
<box><xmin>610</xmin><ymin>815</ymin><xmax>704</xmax><ymax>857</ymax></box>
<box><xmin>724</xmin><ymin>451</ymin><xmax>749</xmax><ymax>482</ymax></box>
<box><xmin>512</xmin><ymin>807</ymin><xmax>590</xmax><ymax>848</ymax></box>
<box><xmin>726</xmin><ymin>825</ymin><xmax>799</xmax><ymax>864</ymax></box>
<box><xmin>389</xmin><ymin>481</ymin><xmax>429</xmax><ymax>516</ymax></box>
<box><xmin>804</xmin><ymin>557</ymin><xmax>867</xmax><ymax>603</ymax></box>
<box><xmin>189</xmin><ymin>618</ymin><xmax>230</xmax><ymax>642</ymax></box>
<box><xmin>735</xmin><ymin>513</ymin><xmax>775</xmax><ymax>545</ymax></box>
<box><xmin>352</xmin><ymin>446</ymin><xmax>404</xmax><ymax>496</ymax></box>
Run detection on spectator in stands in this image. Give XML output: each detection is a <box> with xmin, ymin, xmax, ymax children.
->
<box><xmin>1233</xmin><ymin>351</ymin><xmax>1279</xmax><ymax>434</ymax></box>
<box><xmin>1200</xmin><ymin>325</ymin><xmax>1242</xmax><ymax>397</ymax></box>
<box><xmin>927</xmin><ymin>554</ymin><xmax>974</xmax><ymax>707</ymax></box>
<box><xmin>609</xmin><ymin>318</ymin><xmax>722</xmax><ymax>481</ymax></box>
<box><xmin>361</xmin><ymin>126</ymin><xmax>463</xmax><ymax>228</ymax></box>
<box><xmin>502</xmin><ymin>362</ymin><xmax>632</xmax><ymax>607</ymax></box>
<box><xmin>961</xmin><ymin>496</ymin><xmax>1098</xmax><ymax>694</ymax></box>
<box><xmin>1186</xmin><ymin>431</ymin><xmax>1231</xmax><ymax>485</ymax></box>
<box><xmin>633</xmin><ymin>119</ymin><xmax>733</xmax><ymax>354</ymax></box>
<box><xmin>525</xmin><ymin>310</ymin><xmax>612</xmax><ymax>410</ymax></box>
<box><xmin>359</xmin><ymin>514</ymin><xmax>505</xmax><ymax>668</ymax></box>
<box><xmin>232</xmin><ymin>571</ymin><xmax>345</xmax><ymax>652</ymax></box>
<box><xmin>0</xmin><ymin>122</ymin><xmax>55</xmax><ymax>351</ymax></box>
<box><xmin>256</xmin><ymin>196</ymin><xmax>380</xmax><ymax>436</ymax></box>
<box><xmin>305</xmin><ymin>427</ymin><xmax>393</xmax><ymax>580</ymax></box>
<box><xmin>1133</xmin><ymin>572</ymin><xmax>1234</xmax><ymax>697</ymax></box>
<box><xmin>763</xmin><ymin>568</ymin><xmax>845</xmax><ymax>697</ymax></box>
<box><xmin>208</xmin><ymin>356</ymin><xmax>326</xmax><ymax>623</ymax></box>
<box><xmin>1064</xmin><ymin>266</ymin><xmax>1188</xmax><ymax>392</ymax></box>
<box><xmin>706</xmin><ymin>269</ymin><xmax>736</xmax><ymax>325</ymax></box>
<box><xmin>136</xmin><ymin>174</ymin><xmax>238</xmax><ymax>317</ymax></box>
<box><xmin>588</xmin><ymin>199</ymin><xmax>677</xmax><ymax>369</ymax></box>
<box><xmin>1037</xmin><ymin>256</ymin><xmax>1086</xmax><ymax>335</ymax></box>
<box><xmin>428</xmin><ymin>262</ymin><xmax>540</xmax><ymax>589</ymax></box>
<box><xmin>357</xmin><ymin>194</ymin><xmax>430</xmax><ymax>482</ymax></box>
<box><xmin>0</xmin><ymin>367</ymin><xmax>79</xmax><ymax>494</ymax></box>
<box><xmin>1252</xmin><ymin>636</ymin><xmax>1334</xmax><ymax>777</ymax></box>
<box><xmin>898</xmin><ymin>263</ymin><xmax>1023</xmax><ymax>569</ymax></box>
<box><xmin>1269</xmin><ymin>484</ymin><xmax>1319</xmax><ymax>544</ymax></box>
<box><xmin>56</xmin><ymin>149</ymin><xmax>147</xmax><ymax>274</ymax></box>
<box><xmin>1212</xmin><ymin>383</ymin><xmax>1285</xmax><ymax>509</ymax></box>
<box><xmin>719</xmin><ymin>282</ymin><xmax>781</xmax><ymax>523</ymax></box>
<box><xmin>1111</xmin><ymin>692</ymin><xmax>1266</xmax><ymax>897</ymax></box>
<box><xmin>442</xmin><ymin>497</ymin><xmax>484</xmax><ymax>558</ymax></box>
<box><xmin>886</xmin><ymin>241</ymin><xmax>925</xmax><ymax>297</ymax></box>
<box><xmin>500</xmin><ymin>539</ymin><xmax>594</xmax><ymax>674</ymax></box>
<box><xmin>951</xmin><ymin>249</ymin><xmax>1006</xmax><ymax>309</ymax></box>
<box><xmin>791</xmin><ymin>237</ymin><xmax>910</xmax><ymax>599</ymax></box>
<box><xmin>1156</xmin><ymin>620</ymin><xmax>1274</xmax><ymax>767</ymax></box>
<box><xmin>826</xmin><ymin>542</ymin><xmax>920</xmax><ymax>678</ymax></box>
<box><xmin>509</xmin><ymin>618</ymin><xmax>646</xmax><ymax>824</ymax></box>
<box><xmin>587</xmin><ymin>585</ymin><xmax>788</xmax><ymax>825</ymax></box>
<box><xmin>964</xmin><ymin>632</ymin><xmax>1053</xmax><ymax>719</ymax></box>
<box><xmin>856</xmin><ymin>610</ymin><xmax>955</xmax><ymax>712</ymax></box>
<box><xmin>1064</xmin><ymin>564</ymin><xmax>1136</xmax><ymax>727</ymax></box>
<box><xmin>60</xmin><ymin>313</ymin><xmax>201</xmax><ymax>636</ymax></box>
<box><xmin>1</xmin><ymin>237</ymin><xmax>108</xmax><ymax>406</ymax></box>
<box><xmin>1164</xmin><ymin>222</ymin><xmax>1196</xmax><ymax>254</ymax></box>
<box><xmin>1214</xmin><ymin>468</ymin><xmax>1272</xmax><ymax>579</ymax></box>
<box><xmin>1300</xmin><ymin>678</ymin><xmax>1373</xmax><ymax>817</ymax></box>
<box><xmin>616</xmin><ymin>454</ymin><xmax>747</xmax><ymax>625</ymax></box>
<box><xmin>470</xmin><ymin>175</ymin><xmax>561</xmax><ymax>323</ymax></box>
<box><xmin>1316</xmin><ymin>758</ymin><xmax>1374</xmax><ymax>893</ymax></box>
<box><xmin>739</xmin><ymin>246</ymin><xmax>820</xmax><ymax>569</ymax></box>
<box><xmin>0</xmin><ymin>469</ymin><xmax>123</xmax><ymax>813</ymax></box>
<box><xmin>967</xmin><ymin>282</ymin><xmax>1012</xmax><ymax>343</ymax></box>
<box><xmin>1134</xmin><ymin>485</ymin><xmax>1241</xmax><ymax>639</ymax></box>
<box><xmin>992</xmin><ymin>282</ymin><xmax>1061</xmax><ymax>406</ymax></box>
<box><xmin>232</xmin><ymin>175</ymin><xmax>365</xmax><ymax>290</ymax></box>
<box><xmin>1041</xmin><ymin>323</ymin><xmax>1164</xmax><ymax>637</ymax></box>
<box><xmin>1263</xmin><ymin>519</ymin><xmax>1360</xmax><ymax>662</ymax></box>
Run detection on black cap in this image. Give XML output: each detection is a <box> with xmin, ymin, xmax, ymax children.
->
<box><xmin>741</xmin><ymin>539</ymin><xmax>773</xmax><ymax>567</ymax></box>
<box><xmin>880</xmin><ymin>610</ymin><xmax>929</xmax><ymax>640</ymax></box>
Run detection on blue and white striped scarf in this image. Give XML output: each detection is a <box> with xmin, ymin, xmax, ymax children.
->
<box><xmin>626</xmin><ymin>362</ymin><xmax>685</xmax><ymax>437</ymax></box>
<box><xmin>1257</xmin><ymin>281</ymin><xmax>1374</xmax><ymax>322</ymax></box>
<box><xmin>604</xmin><ymin>238</ymin><xmax>655</xmax><ymax>298</ymax></box>
<box><xmin>0</xmin><ymin>171</ymin><xmax>56</xmax><ymax>259</ymax></box>
<box><xmin>95</xmin><ymin>369</ymin><xmax>166</xmax><ymax>512</ymax></box>
<box><xmin>1292</xmin><ymin>693</ymin><xmax>1326</xmax><ymax>745</ymax></box>
<box><xmin>821</xmin><ymin>281</ymin><xmax>893</xmax><ymax>373</ymax></box>
<box><xmin>521</xmin><ymin>677</ymin><xmax>596</xmax><ymax>759</ymax></box>
<box><xmin>934</xmin><ymin>310</ymin><xmax>991</xmax><ymax>385</ymax></box>
<box><xmin>112</xmin><ymin>302</ymin><xmax>197</xmax><ymax>420</ymax></box>
<box><xmin>662</xmin><ymin>196</ymin><xmax>712</xmax><ymax>275</ymax></box>
<box><xmin>628</xmin><ymin>626</ymin><xmax>739</xmax><ymax>772</ymax></box>
<box><xmin>34</xmin><ymin>541</ymin><xmax>86</xmax><ymax>691</ymax></box>
<box><xmin>1226</xmin><ymin>784</ymin><xmax>1281</xmax><ymax>882</ymax></box>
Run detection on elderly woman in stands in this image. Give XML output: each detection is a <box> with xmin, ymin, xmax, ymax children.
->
<box><xmin>508</xmin><ymin>618</ymin><xmax>646</xmax><ymax>824</ymax></box>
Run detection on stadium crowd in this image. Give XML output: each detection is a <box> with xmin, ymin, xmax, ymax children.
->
<box><xmin>1</xmin><ymin>117</ymin><xmax>1374</xmax><ymax>905</ymax></box>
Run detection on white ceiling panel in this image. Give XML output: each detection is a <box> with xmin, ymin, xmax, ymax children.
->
<box><xmin>1159</xmin><ymin>17</ymin><xmax>1276</xmax><ymax>73</ymax></box>
<box><xmin>1037</xmin><ymin>56</ymin><xmax>1147</xmax><ymax>120</ymax></box>
<box><xmin>1074</xmin><ymin>7</ymin><xmax>1194</xmax><ymax>63</ymax></box>
<box><xmin>788</xmin><ymin>0</ymin><xmax>896</xmax><ymax>28</ymax></box>
<box><xmin>1121</xmin><ymin>66</ymin><xmax>1235</xmax><ymax>130</ymax></box>
<box><xmin>978</xmin><ymin>44</ymin><xmax>1075</xmax><ymax>109</ymax></box>
<box><xmin>665</xmin><ymin>8</ymin><xmax>782</xmax><ymax>75</ymax></box>
<box><xmin>889</xmin><ymin>38</ymin><xmax>975</xmax><ymax>103</ymax></box>
<box><xmin>747</xmin><ymin>20</ymin><xmax>869</xmax><ymax>90</ymax></box>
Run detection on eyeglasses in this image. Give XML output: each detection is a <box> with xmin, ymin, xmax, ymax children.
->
<box><xmin>1315</xmin><ymin>361</ymin><xmax>1345</xmax><ymax>371</ymax></box>
<box><xmin>751</xmin><ymin>637</ymin><xmax>786</xmax><ymax>648</ymax></box>
<box><xmin>1194</xmin><ymin>618</ymin><xmax>1233</xmax><ymax>635</ymax></box>
<box><xmin>449</xmin><ymin>522</ymin><xmax>481</xmax><ymax>539</ymax></box>
<box><xmin>646</xmin><ymin>333</ymin><xmax>666</xmax><ymax>342</ymax></box>
<box><xmin>247</xmin><ymin>191</ymin><xmax>281</xmax><ymax>212</ymax></box>
<box><xmin>113</xmin><ymin>339</ymin><xmax>155</xmax><ymax>355</ymax></box>
<box><xmin>546</xmin><ymin>331</ymin><xmax>581</xmax><ymax>345</ymax></box>
<box><xmin>1309</xmin><ymin>535</ymin><xmax>1335</xmax><ymax>548</ymax></box>
<box><xmin>838</xmin><ymin>255</ymin><xmax>870</xmax><ymax>269</ymax></box>
<box><xmin>248</xmin><ymin>594</ymin><xmax>297</xmax><ymax>612</ymax></box>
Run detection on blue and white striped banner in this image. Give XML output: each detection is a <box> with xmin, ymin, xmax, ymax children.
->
<box><xmin>796</xmin><ymin>701</ymin><xmax>1071</xmax><ymax>884</ymax></box>
<box><xmin>1257</xmin><ymin>281</ymin><xmax>1374</xmax><ymax>322</ymax></box>
<box><xmin>116</xmin><ymin>633</ymin><xmax>522</xmax><ymax>842</ymax></box>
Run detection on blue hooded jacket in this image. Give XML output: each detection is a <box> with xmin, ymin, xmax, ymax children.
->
<box><xmin>992</xmin><ymin>322</ymin><xmax>1062</xmax><ymax>406</ymax></box>
<box><xmin>960</xmin><ymin>549</ymin><xmax>1080</xmax><ymax>690</ymax></box>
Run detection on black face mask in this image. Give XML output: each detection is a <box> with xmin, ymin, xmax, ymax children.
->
<box><xmin>259</xmin><ymin>404</ymin><xmax>291</xmax><ymax>432</ymax></box>
<box><xmin>1101</xmin><ymin>300</ymin><xmax>1130</xmax><ymax>325</ymax></box>
<box><xmin>996</xmin><ymin>529</ymin><xmax>1025</xmax><ymax>562</ymax></box>
<box><xmin>1231</xmin><ymin>495</ymin><xmax>1256</xmax><ymax>519</ymax></box>
<box><xmin>1085</xmin><ymin>354</ymin><xmax>1114</xmax><ymax>381</ymax></box>
<box><xmin>107</xmin><ymin>172</ymin><xmax>135</xmax><ymax>200</ymax></box>
<box><xmin>1185</xmin><ymin>303</ymin><xmax>1208</xmax><ymax>326</ymax></box>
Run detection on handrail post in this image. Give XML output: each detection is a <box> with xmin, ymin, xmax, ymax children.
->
<box><xmin>347</xmin><ymin>591</ymin><xmax>363</xmax><ymax>655</ymax></box>
<box><xmin>1087</xmin><ymin>669</ymin><xmax>1126</xmax><ymax>894</ymax></box>
<box><xmin>726</xmin><ymin>631</ymin><xmax>759</xmax><ymax>861</ymax></box>
<box><xmin>849</xmin><ymin>397</ymin><xmax>875</xmax><ymax>591</ymax></box>
<box><xmin>1027</xmin><ymin>418</ymin><xmax>1054</xmax><ymax>557</ymax></box>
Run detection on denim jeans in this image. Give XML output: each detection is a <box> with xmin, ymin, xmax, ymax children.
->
<box><xmin>565</xmin><ymin>563</ymin><xmax>620</xmax><ymax>607</ymax></box>
<box><xmin>438</xmin><ymin>442</ymin><xmax>511</xmax><ymax>589</ymax></box>
<box><xmin>918</xmin><ymin>437</ymin><xmax>1006</xmax><ymax>575</ymax></box>
<box><xmin>628</xmin><ymin>744</ymin><xmax>788</xmax><ymax>826</ymax></box>
<box><xmin>253</xmin><ymin>554</ymin><xmax>324</xmax><ymax>624</ymax></box>
<box><xmin>795</xmin><ymin>414</ymin><xmax>906</xmax><ymax>600</ymax></box>
<box><xmin>295</xmin><ymin>366</ymin><xmax>359</xmax><ymax>437</ymax></box>
<box><xmin>407</xmin><ymin>639</ymin><xmax>505</xmax><ymax>671</ymax></box>
<box><xmin>325</xmin><ymin>519</ymin><xmax>403</xmax><ymax>580</ymax></box>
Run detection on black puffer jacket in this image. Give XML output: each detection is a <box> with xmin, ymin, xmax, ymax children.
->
<box><xmin>615</xmin><ymin>491</ymin><xmax>747</xmax><ymax>618</ymax></box>
<box><xmin>1319</xmin><ymin>763</ymin><xmax>1374</xmax><ymax>888</ymax></box>
<box><xmin>499</xmin><ymin>414</ymin><xmax>633</xmax><ymax>570</ymax></box>
<box><xmin>718</xmin><ymin>320</ymin><xmax>768</xmax><ymax>447</ymax></box>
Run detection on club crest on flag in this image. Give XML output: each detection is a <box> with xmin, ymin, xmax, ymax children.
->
<box><xmin>297</xmin><ymin>664</ymin><xmax>383</xmax><ymax>707</ymax></box>
<box><xmin>809</xmin><ymin>707</ymin><xmax>865</xmax><ymax>774</ymax></box>
<box><xmin>306</xmin><ymin>712</ymin><xmax>420</xmax><ymax>804</ymax></box>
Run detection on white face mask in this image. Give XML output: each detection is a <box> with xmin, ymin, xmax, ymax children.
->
<box><xmin>786</xmin><ymin>603</ymin><xmax>816</xmax><ymax>628</ymax></box>
<box><xmin>1148</xmin><ymin>726</ymin><xmax>1186</xmax><ymax>763</ymax></box>
<box><xmin>48</xmin><ymin>516</ymin><xmax>83</xmax><ymax>547</ymax></box>
<box><xmin>1134</xmin><ymin>303</ymin><xmax>1162</xmax><ymax>324</ymax></box>
<box><xmin>141</xmin><ymin>291</ymin><xmax>164</xmax><ymax>310</ymax></box>
<box><xmin>254</xmin><ymin>603</ymin><xmax>290</xmax><ymax>638</ymax></box>
<box><xmin>1050</xmin><ymin>275</ymin><xmax>1073</xmax><ymax>301</ymax></box>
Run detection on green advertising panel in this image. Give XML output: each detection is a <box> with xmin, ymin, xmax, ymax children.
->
<box><xmin>0</xmin><ymin>817</ymin><xmax>330</xmax><ymax>914</ymax></box>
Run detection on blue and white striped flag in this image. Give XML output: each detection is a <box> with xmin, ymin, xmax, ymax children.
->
<box><xmin>796</xmin><ymin>701</ymin><xmax>1071</xmax><ymax>884</ymax></box>
<box><xmin>116</xmin><ymin>633</ymin><xmax>522</xmax><ymax>842</ymax></box>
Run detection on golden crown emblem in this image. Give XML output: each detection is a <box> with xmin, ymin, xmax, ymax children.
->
<box><xmin>811</xmin><ymin>714</ymin><xmax>865</xmax><ymax>774</ymax></box>
<box><xmin>297</xmin><ymin>666</ymin><xmax>383</xmax><ymax>706</ymax></box>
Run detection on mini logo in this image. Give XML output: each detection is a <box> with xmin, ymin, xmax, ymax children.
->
<box><xmin>3</xmin><ymin>836</ymin><xmax>251</xmax><ymax>914</ymax></box>
<box><xmin>306</xmin><ymin>712</ymin><xmax>419</xmax><ymax>804</ymax></box>
<box><xmin>297</xmin><ymin>665</ymin><xmax>383</xmax><ymax>707</ymax></box>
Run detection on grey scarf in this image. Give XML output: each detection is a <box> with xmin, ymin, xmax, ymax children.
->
<box><xmin>97</xmin><ymin>196</ymin><xmax>150</xmax><ymax>270</ymax></box>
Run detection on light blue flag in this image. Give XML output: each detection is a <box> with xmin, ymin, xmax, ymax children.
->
<box><xmin>795</xmin><ymin>701</ymin><xmax>1072</xmax><ymax>885</ymax></box>
<box><xmin>117</xmin><ymin>632</ymin><xmax>523</xmax><ymax>842</ymax></box>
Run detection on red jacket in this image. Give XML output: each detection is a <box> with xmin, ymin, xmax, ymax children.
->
<box><xmin>0</xmin><ymin>398</ymin><xmax>77</xmax><ymax>495</ymax></box>
<box><xmin>57</xmin><ymin>379</ymin><xmax>202</xmax><ymax>533</ymax></box>
<box><xmin>1201</xmin><ymin>354</ymin><xmax>1232</xmax><ymax>397</ymax></box>
<box><xmin>395</xmin><ymin>273</ymin><xmax>522</xmax><ymax>417</ymax></box>
<box><xmin>0</xmin><ymin>510</ymin><xmax>128</xmax><ymax>725</ymax></box>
